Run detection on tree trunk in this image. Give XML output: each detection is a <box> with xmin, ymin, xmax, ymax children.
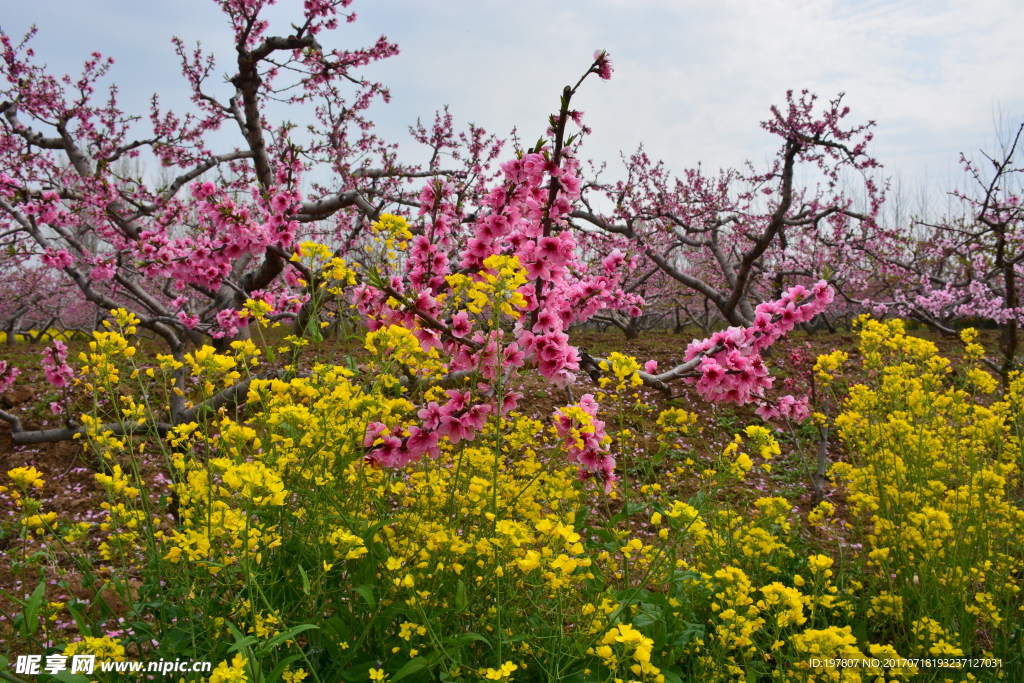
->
<box><xmin>622</xmin><ymin>315</ymin><xmax>640</xmax><ymax>340</ymax></box>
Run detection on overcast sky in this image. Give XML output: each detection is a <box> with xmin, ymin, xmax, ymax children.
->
<box><xmin>3</xmin><ymin>0</ymin><xmax>1023</xmax><ymax>204</ymax></box>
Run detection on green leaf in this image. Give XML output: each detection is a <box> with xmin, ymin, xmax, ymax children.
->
<box><xmin>161</xmin><ymin>626</ymin><xmax>193</xmax><ymax>653</ymax></box>
<box><xmin>225</xmin><ymin>620</ymin><xmax>258</xmax><ymax>654</ymax></box>
<box><xmin>65</xmin><ymin>602</ymin><xmax>93</xmax><ymax>638</ymax></box>
<box><xmin>130</xmin><ymin>621</ymin><xmax>156</xmax><ymax>640</ymax></box>
<box><xmin>0</xmin><ymin>588</ymin><xmax>27</xmax><ymax>608</ymax></box>
<box><xmin>455</xmin><ymin>580</ymin><xmax>466</xmax><ymax>610</ymax></box>
<box><xmin>0</xmin><ymin>656</ymin><xmax>21</xmax><ymax>683</ymax></box>
<box><xmin>354</xmin><ymin>585</ymin><xmax>376</xmax><ymax>608</ymax></box>
<box><xmin>853</xmin><ymin>619</ymin><xmax>868</xmax><ymax>644</ymax></box>
<box><xmin>583</xmin><ymin>560</ymin><xmax>606</xmax><ymax>588</ymax></box>
<box><xmin>390</xmin><ymin>656</ymin><xmax>429</xmax><ymax>682</ymax></box>
<box><xmin>258</xmin><ymin>623</ymin><xmax>319</xmax><ymax>654</ymax></box>
<box><xmin>298</xmin><ymin>565</ymin><xmax>311</xmax><ymax>595</ymax></box>
<box><xmin>228</xmin><ymin>635</ymin><xmax>259</xmax><ymax>653</ymax></box>
<box><xmin>265</xmin><ymin>654</ymin><xmax>305</xmax><ymax>683</ymax></box>
<box><xmin>632</xmin><ymin>612</ymin><xmax>659</xmax><ymax>628</ymax></box>
<box><xmin>321</xmin><ymin>616</ymin><xmax>352</xmax><ymax>661</ymax></box>
<box><xmin>340</xmin><ymin>662</ymin><xmax>374</xmax><ymax>682</ymax></box>
<box><xmin>360</xmin><ymin>518</ymin><xmax>397</xmax><ymax>542</ymax></box>
<box><xmin>670</xmin><ymin>569</ymin><xmax>700</xmax><ymax>586</ymax></box>
<box><xmin>562</xmin><ymin>673</ymin><xmax>599</xmax><ymax>683</ymax></box>
<box><xmin>324</xmin><ymin>615</ymin><xmax>351</xmax><ymax>640</ymax></box>
<box><xmin>609</xmin><ymin>502</ymin><xmax>646</xmax><ymax>526</ymax></box>
<box><xmin>24</xmin><ymin>580</ymin><xmax>46</xmax><ymax>636</ymax></box>
<box><xmin>457</xmin><ymin>632</ymin><xmax>491</xmax><ymax>646</ymax></box>
<box><xmin>51</xmin><ymin>673</ymin><xmax>90</xmax><ymax>683</ymax></box>
<box><xmin>614</xmin><ymin>588</ymin><xmax>652</xmax><ymax>605</ymax></box>
<box><xmin>670</xmin><ymin>622</ymin><xmax>705</xmax><ymax>648</ymax></box>
<box><xmin>660</xmin><ymin>671</ymin><xmax>684</xmax><ymax>683</ymax></box>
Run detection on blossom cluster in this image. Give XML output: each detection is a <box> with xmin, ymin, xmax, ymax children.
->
<box><xmin>552</xmin><ymin>394</ymin><xmax>614</xmax><ymax>491</ymax></box>
<box><xmin>40</xmin><ymin>339</ymin><xmax>74</xmax><ymax>389</ymax></box>
<box><xmin>0</xmin><ymin>359</ymin><xmax>19</xmax><ymax>392</ymax></box>
<box><xmin>682</xmin><ymin>280</ymin><xmax>834</xmax><ymax>419</ymax></box>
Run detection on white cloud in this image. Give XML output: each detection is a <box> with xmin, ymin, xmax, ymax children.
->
<box><xmin>4</xmin><ymin>0</ymin><xmax>1022</xmax><ymax>198</ymax></box>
